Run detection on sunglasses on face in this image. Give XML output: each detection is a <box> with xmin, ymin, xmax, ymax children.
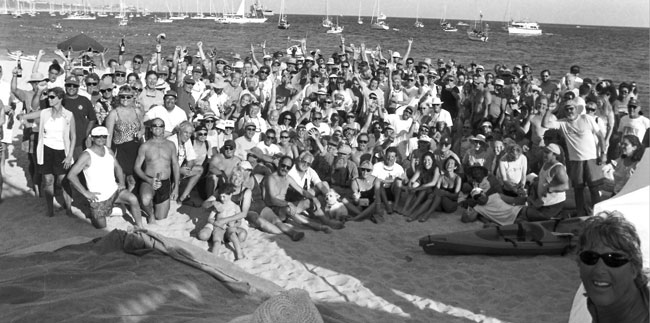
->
<box><xmin>246</xmin><ymin>127</ymin><xmax>256</xmax><ymax>131</ymax></box>
<box><xmin>120</xmin><ymin>95</ymin><xmax>133</xmax><ymax>99</ymax></box>
<box><xmin>223</xmin><ymin>146</ymin><xmax>234</xmax><ymax>151</ymax></box>
<box><xmin>115</xmin><ymin>73</ymin><xmax>126</xmax><ymax>77</ymax></box>
<box><xmin>360</xmin><ymin>168</ymin><xmax>372</xmax><ymax>172</ymax></box>
<box><xmin>92</xmin><ymin>135</ymin><xmax>108</xmax><ymax>139</ymax></box>
<box><xmin>279</xmin><ymin>164</ymin><xmax>292</xmax><ymax>170</ymax></box>
<box><xmin>100</xmin><ymin>89</ymin><xmax>112</xmax><ymax>93</ymax></box>
<box><xmin>151</xmin><ymin>124</ymin><xmax>165</xmax><ymax>128</ymax></box>
<box><xmin>86</xmin><ymin>82</ymin><xmax>98</xmax><ymax>86</ymax></box>
<box><xmin>197</xmin><ymin>132</ymin><xmax>208</xmax><ymax>136</ymax></box>
<box><xmin>47</xmin><ymin>95</ymin><xmax>58</xmax><ymax>99</ymax></box>
<box><xmin>579</xmin><ymin>250</ymin><xmax>630</xmax><ymax>268</ymax></box>
<box><xmin>66</xmin><ymin>84</ymin><xmax>80</xmax><ymax>88</ymax></box>
<box><xmin>280</xmin><ymin>135</ymin><xmax>289</xmax><ymax>139</ymax></box>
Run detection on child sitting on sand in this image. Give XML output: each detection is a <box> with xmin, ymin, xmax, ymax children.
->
<box><xmin>198</xmin><ymin>183</ymin><xmax>247</xmax><ymax>260</ymax></box>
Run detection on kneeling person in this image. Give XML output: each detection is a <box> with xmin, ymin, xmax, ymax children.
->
<box><xmin>67</xmin><ymin>126</ymin><xmax>144</xmax><ymax>229</ymax></box>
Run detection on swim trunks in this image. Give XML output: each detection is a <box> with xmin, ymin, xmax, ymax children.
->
<box><xmin>89</xmin><ymin>188</ymin><xmax>123</xmax><ymax>222</ymax></box>
<box><xmin>153</xmin><ymin>178</ymin><xmax>172</xmax><ymax>204</ymax></box>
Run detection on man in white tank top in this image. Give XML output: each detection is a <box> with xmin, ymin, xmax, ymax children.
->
<box><xmin>519</xmin><ymin>143</ymin><xmax>570</xmax><ymax>221</ymax></box>
<box><xmin>67</xmin><ymin>126</ymin><xmax>144</xmax><ymax>229</ymax></box>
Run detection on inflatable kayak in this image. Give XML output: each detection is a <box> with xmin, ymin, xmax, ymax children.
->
<box><xmin>419</xmin><ymin>217</ymin><xmax>586</xmax><ymax>256</ymax></box>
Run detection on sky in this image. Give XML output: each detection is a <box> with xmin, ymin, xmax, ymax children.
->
<box><xmin>84</xmin><ymin>0</ymin><xmax>649</xmax><ymax>28</ymax></box>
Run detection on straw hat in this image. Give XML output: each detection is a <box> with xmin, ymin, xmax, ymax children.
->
<box><xmin>227</xmin><ymin>289</ymin><xmax>323</xmax><ymax>323</ymax></box>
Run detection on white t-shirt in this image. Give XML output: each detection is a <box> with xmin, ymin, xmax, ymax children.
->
<box><xmin>618</xmin><ymin>115</ymin><xmax>650</xmax><ymax>141</ymax></box>
<box><xmin>144</xmin><ymin>105</ymin><xmax>188</xmax><ymax>133</ymax></box>
<box><xmin>167</xmin><ymin>134</ymin><xmax>197</xmax><ymax>166</ymax></box>
<box><xmin>372</xmin><ymin>161</ymin><xmax>405</xmax><ymax>185</ymax></box>
<box><xmin>550</xmin><ymin>115</ymin><xmax>599</xmax><ymax>161</ymax></box>
<box><xmin>288</xmin><ymin>166</ymin><xmax>322</xmax><ymax>189</ymax></box>
<box><xmin>234</xmin><ymin>136</ymin><xmax>258</xmax><ymax>161</ymax></box>
<box><xmin>255</xmin><ymin>141</ymin><xmax>282</xmax><ymax>156</ymax></box>
<box><xmin>498</xmin><ymin>154</ymin><xmax>528</xmax><ymax>186</ymax></box>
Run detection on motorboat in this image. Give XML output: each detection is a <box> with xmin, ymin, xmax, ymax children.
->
<box><xmin>508</xmin><ymin>20</ymin><xmax>542</xmax><ymax>35</ymax></box>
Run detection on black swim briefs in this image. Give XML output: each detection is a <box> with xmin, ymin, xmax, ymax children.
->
<box><xmin>153</xmin><ymin>178</ymin><xmax>172</xmax><ymax>204</ymax></box>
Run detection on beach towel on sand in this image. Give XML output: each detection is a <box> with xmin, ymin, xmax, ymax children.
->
<box><xmin>0</xmin><ymin>230</ymin><xmax>348</xmax><ymax>323</ymax></box>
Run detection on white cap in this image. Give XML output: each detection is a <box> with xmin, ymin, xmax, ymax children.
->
<box><xmin>392</xmin><ymin>52</ymin><xmax>401</xmax><ymax>58</ymax></box>
<box><xmin>91</xmin><ymin>126</ymin><xmax>109</xmax><ymax>136</ymax></box>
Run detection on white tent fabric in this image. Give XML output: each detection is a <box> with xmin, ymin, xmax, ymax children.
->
<box><xmin>569</xmin><ymin>148</ymin><xmax>650</xmax><ymax>323</ymax></box>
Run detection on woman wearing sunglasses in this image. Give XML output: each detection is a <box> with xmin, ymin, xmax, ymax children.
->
<box><xmin>574</xmin><ymin>211</ymin><xmax>648</xmax><ymax>323</ymax></box>
<box><xmin>105</xmin><ymin>85</ymin><xmax>144</xmax><ymax>192</ymax></box>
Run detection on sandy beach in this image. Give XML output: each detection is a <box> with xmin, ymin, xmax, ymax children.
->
<box><xmin>0</xmin><ymin>59</ymin><xmax>582</xmax><ymax>323</ymax></box>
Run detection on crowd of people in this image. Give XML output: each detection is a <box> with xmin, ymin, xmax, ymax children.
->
<box><xmin>1</xmin><ymin>35</ymin><xmax>648</xmax><ymax>259</ymax></box>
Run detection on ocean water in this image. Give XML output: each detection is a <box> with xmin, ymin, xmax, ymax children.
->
<box><xmin>1</xmin><ymin>14</ymin><xmax>648</xmax><ymax>108</ymax></box>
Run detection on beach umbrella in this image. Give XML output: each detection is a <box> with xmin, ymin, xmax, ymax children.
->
<box><xmin>57</xmin><ymin>34</ymin><xmax>105</xmax><ymax>53</ymax></box>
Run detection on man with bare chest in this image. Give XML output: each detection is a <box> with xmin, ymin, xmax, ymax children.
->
<box><xmin>134</xmin><ymin>118</ymin><xmax>180</xmax><ymax>223</ymax></box>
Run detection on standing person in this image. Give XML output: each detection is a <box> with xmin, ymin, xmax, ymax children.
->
<box><xmin>133</xmin><ymin>118</ymin><xmax>180</xmax><ymax>223</ymax></box>
<box><xmin>63</xmin><ymin>76</ymin><xmax>97</xmax><ymax>157</ymax></box>
<box><xmin>17</xmin><ymin>87</ymin><xmax>76</xmax><ymax>217</ymax></box>
<box><xmin>574</xmin><ymin>212</ymin><xmax>649</xmax><ymax>323</ymax></box>
<box><xmin>617</xmin><ymin>98</ymin><xmax>650</xmax><ymax>142</ymax></box>
<box><xmin>139</xmin><ymin>71</ymin><xmax>164</xmax><ymax>113</ymax></box>
<box><xmin>67</xmin><ymin>126</ymin><xmax>144</xmax><ymax>229</ymax></box>
<box><xmin>520</xmin><ymin>143</ymin><xmax>570</xmax><ymax>221</ymax></box>
<box><xmin>144</xmin><ymin>90</ymin><xmax>187</xmax><ymax>137</ymax></box>
<box><xmin>105</xmin><ymin>85</ymin><xmax>144</xmax><ymax>192</ymax></box>
<box><xmin>543</xmin><ymin>103</ymin><xmax>606</xmax><ymax>217</ymax></box>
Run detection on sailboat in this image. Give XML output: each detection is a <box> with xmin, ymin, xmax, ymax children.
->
<box><xmin>413</xmin><ymin>0</ymin><xmax>423</xmax><ymax>28</ymax></box>
<box><xmin>370</xmin><ymin>0</ymin><xmax>388</xmax><ymax>30</ymax></box>
<box><xmin>216</xmin><ymin>0</ymin><xmax>267</xmax><ymax>24</ymax></box>
<box><xmin>277</xmin><ymin>0</ymin><xmax>289</xmax><ymax>29</ymax></box>
<box><xmin>322</xmin><ymin>0</ymin><xmax>332</xmax><ymax>27</ymax></box>
<box><xmin>155</xmin><ymin>15</ymin><xmax>173</xmax><ymax>23</ymax></box>
<box><xmin>467</xmin><ymin>11</ymin><xmax>488</xmax><ymax>42</ymax></box>
<box><xmin>357</xmin><ymin>1</ymin><xmax>363</xmax><ymax>24</ymax></box>
<box><xmin>326</xmin><ymin>16</ymin><xmax>343</xmax><ymax>33</ymax></box>
<box><xmin>440</xmin><ymin>5</ymin><xmax>457</xmax><ymax>31</ymax></box>
<box><xmin>63</xmin><ymin>1</ymin><xmax>96</xmax><ymax>20</ymax></box>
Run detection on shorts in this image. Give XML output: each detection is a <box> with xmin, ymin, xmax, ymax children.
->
<box><xmin>383</xmin><ymin>186</ymin><xmax>395</xmax><ymax>201</ymax></box>
<box><xmin>153</xmin><ymin>178</ymin><xmax>172</xmax><ymax>204</ymax></box>
<box><xmin>567</xmin><ymin>159</ymin><xmax>602</xmax><ymax>188</ymax></box>
<box><xmin>113</xmin><ymin>140</ymin><xmax>140</xmax><ymax>176</ymax></box>
<box><xmin>41</xmin><ymin>145</ymin><xmax>67</xmax><ymax>176</ymax></box>
<box><xmin>90</xmin><ymin>189</ymin><xmax>122</xmax><ymax>220</ymax></box>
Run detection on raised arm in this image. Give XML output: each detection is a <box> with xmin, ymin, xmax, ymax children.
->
<box><xmin>402</xmin><ymin>38</ymin><xmax>413</xmax><ymax>63</ymax></box>
<box><xmin>250</xmin><ymin>43</ymin><xmax>262</xmax><ymax>68</ymax></box>
<box><xmin>32</xmin><ymin>49</ymin><xmax>46</xmax><ymax>73</ymax></box>
<box><xmin>541</xmin><ymin>107</ymin><xmax>559</xmax><ymax>129</ymax></box>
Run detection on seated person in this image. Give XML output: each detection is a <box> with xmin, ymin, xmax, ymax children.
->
<box><xmin>206</xmin><ymin>139</ymin><xmax>242</xmax><ymax>195</ymax></box>
<box><xmin>461</xmin><ymin>166</ymin><xmax>525</xmax><ymax>226</ymax></box>
<box><xmin>371</xmin><ymin>147</ymin><xmax>406</xmax><ymax>214</ymax></box>
<box><xmin>350</xmin><ymin>160</ymin><xmax>384</xmax><ymax>223</ymax></box>
<box><xmin>407</xmin><ymin>156</ymin><xmax>461</xmax><ymax>222</ymax></box>
<box><xmin>519</xmin><ymin>143</ymin><xmax>569</xmax><ymax>222</ymax></box>
<box><xmin>396</xmin><ymin>151</ymin><xmax>439</xmax><ymax>216</ymax></box>
<box><xmin>601</xmin><ymin>134</ymin><xmax>645</xmax><ymax>195</ymax></box>
<box><xmin>198</xmin><ymin>183</ymin><xmax>247</xmax><ymax>260</ymax></box>
<box><xmin>496</xmin><ymin>143</ymin><xmax>528</xmax><ymax>201</ymax></box>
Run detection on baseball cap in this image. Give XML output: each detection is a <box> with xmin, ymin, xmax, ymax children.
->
<box><xmin>359</xmin><ymin>160</ymin><xmax>373</xmax><ymax>171</ymax></box>
<box><xmin>27</xmin><ymin>72</ymin><xmax>48</xmax><ymax>83</ymax></box>
<box><xmin>628</xmin><ymin>98</ymin><xmax>640</xmax><ymax>108</ymax></box>
<box><xmin>337</xmin><ymin>144</ymin><xmax>352</xmax><ymax>155</ymax></box>
<box><xmin>494</xmin><ymin>79</ymin><xmax>505</xmax><ymax>87</ymax></box>
<box><xmin>183</xmin><ymin>75</ymin><xmax>195</xmax><ymax>84</ymax></box>
<box><xmin>243</xmin><ymin>122</ymin><xmax>256</xmax><ymax>130</ymax></box>
<box><xmin>164</xmin><ymin>90</ymin><xmax>177</xmax><ymax>98</ymax></box>
<box><xmin>64</xmin><ymin>75</ymin><xmax>80</xmax><ymax>86</ymax></box>
<box><xmin>392</xmin><ymin>52</ymin><xmax>401</xmax><ymax>58</ymax></box>
<box><xmin>439</xmin><ymin>136</ymin><xmax>452</xmax><ymax>146</ymax></box>
<box><xmin>91</xmin><ymin>126</ymin><xmax>109</xmax><ymax>136</ymax></box>
<box><xmin>99</xmin><ymin>81</ymin><xmax>113</xmax><ymax>90</ymax></box>
<box><xmin>223</xmin><ymin>139</ymin><xmax>236</xmax><ymax>149</ymax></box>
<box><xmin>238</xmin><ymin>160</ymin><xmax>253</xmax><ymax>171</ymax></box>
<box><xmin>543</xmin><ymin>143</ymin><xmax>561</xmax><ymax>155</ymax></box>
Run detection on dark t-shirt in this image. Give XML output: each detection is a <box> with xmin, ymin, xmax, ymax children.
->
<box><xmin>63</xmin><ymin>95</ymin><xmax>97</xmax><ymax>148</ymax></box>
<box><xmin>440</xmin><ymin>87</ymin><xmax>459</xmax><ymax>118</ymax></box>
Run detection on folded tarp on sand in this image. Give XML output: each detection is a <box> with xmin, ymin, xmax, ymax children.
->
<box><xmin>0</xmin><ymin>229</ymin><xmax>347</xmax><ymax>323</ymax></box>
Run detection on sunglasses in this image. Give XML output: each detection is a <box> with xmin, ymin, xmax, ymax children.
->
<box><xmin>357</xmin><ymin>140</ymin><xmax>368</xmax><ymax>144</ymax></box>
<box><xmin>66</xmin><ymin>84</ymin><xmax>80</xmax><ymax>88</ymax></box>
<box><xmin>280</xmin><ymin>135</ymin><xmax>289</xmax><ymax>139</ymax></box>
<box><xmin>92</xmin><ymin>135</ymin><xmax>108</xmax><ymax>139</ymax></box>
<box><xmin>47</xmin><ymin>95</ymin><xmax>58</xmax><ymax>99</ymax></box>
<box><xmin>197</xmin><ymin>132</ymin><xmax>208</xmax><ymax>136</ymax></box>
<box><xmin>120</xmin><ymin>95</ymin><xmax>134</xmax><ymax>99</ymax></box>
<box><xmin>115</xmin><ymin>73</ymin><xmax>126</xmax><ymax>77</ymax></box>
<box><xmin>100</xmin><ymin>89</ymin><xmax>112</xmax><ymax>93</ymax></box>
<box><xmin>246</xmin><ymin>127</ymin><xmax>256</xmax><ymax>131</ymax></box>
<box><xmin>360</xmin><ymin>168</ymin><xmax>372</xmax><ymax>172</ymax></box>
<box><xmin>279</xmin><ymin>164</ymin><xmax>292</xmax><ymax>170</ymax></box>
<box><xmin>86</xmin><ymin>82</ymin><xmax>98</xmax><ymax>86</ymax></box>
<box><xmin>325</xmin><ymin>101</ymin><xmax>333</xmax><ymax>103</ymax></box>
<box><xmin>151</xmin><ymin>124</ymin><xmax>165</xmax><ymax>128</ymax></box>
<box><xmin>579</xmin><ymin>250</ymin><xmax>630</xmax><ymax>268</ymax></box>
<box><xmin>223</xmin><ymin>146</ymin><xmax>234</xmax><ymax>151</ymax></box>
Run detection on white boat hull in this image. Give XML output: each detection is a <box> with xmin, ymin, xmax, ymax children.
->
<box><xmin>371</xmin><ymin>23</ymin><xmax>389</xmax><ymax>30</ymax></box>
<box><xmin>217</xmin><ymin>17</ymin><xmax>267</xmax><ymax>24</ymax></box>
<box><xmin>508</xmin><ymin>27</ymin><xmax>542</xmax><ymax>35</ymax></box>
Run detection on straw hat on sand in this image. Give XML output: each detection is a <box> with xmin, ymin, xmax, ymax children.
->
<box><xmin>228</xmin><ymin>288</ymin><xmax>323</xmax><ymax>323</ymax></box>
